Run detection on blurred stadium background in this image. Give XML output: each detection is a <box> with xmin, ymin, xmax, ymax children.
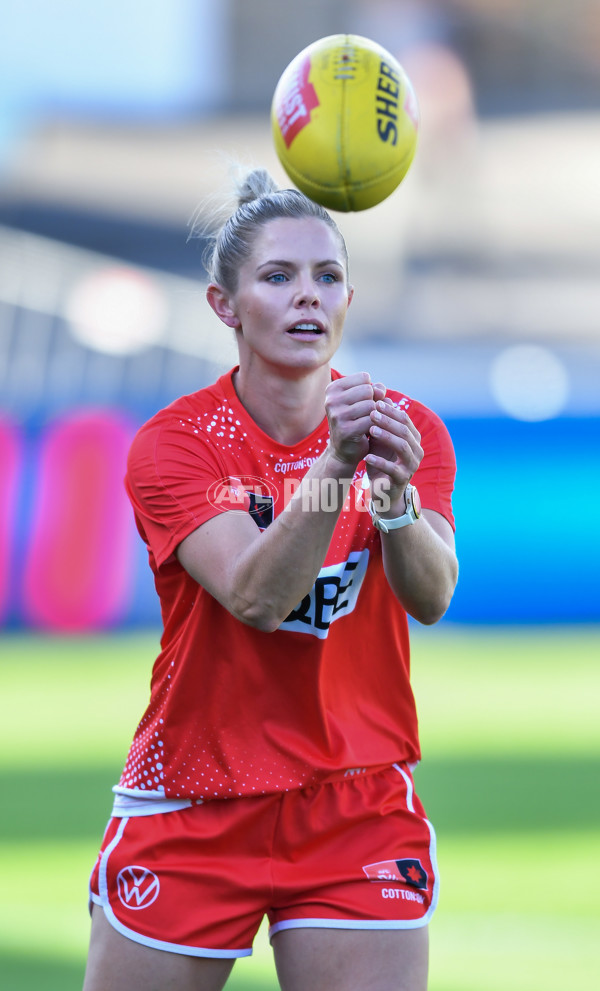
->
<box><xmin>1</xmin><ymin>1</ymin><xmax>599</xmax><ymax>989</ymax></box>
<box><xmin>1</xmin><ymin>0</ymin><xmax>599</xmax><ymax>631</ymax></box>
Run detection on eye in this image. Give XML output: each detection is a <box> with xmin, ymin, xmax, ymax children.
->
<box><xmin>319</xmin><ymin>272</ymin><xmax>340</xmax><ymax>284</ymax></box>
<box><xmin>266</xmin><ymin>272</ymin><xmax>288</xmax><ymax>283</ymax></box>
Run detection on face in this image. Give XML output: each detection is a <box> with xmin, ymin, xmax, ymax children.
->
<box><xmin>209</xmin><ymin>217</ymin><xmax>353</xmax><ymax>376</ymax></box>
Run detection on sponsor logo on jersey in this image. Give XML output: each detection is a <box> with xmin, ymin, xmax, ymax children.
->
<box><xmin>362</xmin><ymin>858</ymin><xmax>428</xmax><ymax>890</ymax></box>
<box><xmin>281</xmin><ymin>550</ymin><xmax>369</xmax><ymax>639</ymax></box>
<box><xmin>116</xmin><ymin>865</ymin><xmax>160</xmax><ymax>909</ymax></box>
<box><xmin>274</xmin><ymin>456</ymin><xmax>320</xmax><ymax>474</ymax></box>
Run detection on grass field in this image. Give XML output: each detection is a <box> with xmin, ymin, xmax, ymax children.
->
<box><xmin>1</xmin><ymin>626</ymin><xmax>598</xmax><ymax>990</ymax></box>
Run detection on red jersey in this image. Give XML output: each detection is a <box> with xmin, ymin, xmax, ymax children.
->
<box><xmin>119</xmin><ymin>368</ymin><xmax>455</xmax><ymax>801</ymax></box>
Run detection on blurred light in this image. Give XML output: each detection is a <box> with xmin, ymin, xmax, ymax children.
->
<box><xmin>490</xmin><ymin>345</ymin><xmax>570</xmax><ymax>420</ymax></box>
<box><xmin>22</xmin><ymin>410</ymin><xmax>136</xmax><ymax>631</ymax></box>
<box><xmin>66</xmin><ymin>266</ymin><xmax>168</xmax><ymax>355</ymax></box>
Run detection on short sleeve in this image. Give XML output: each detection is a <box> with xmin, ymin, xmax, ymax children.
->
<box><xmin>410</xmin><ymin>404</ymin><xmax>456</xmax><ymax>530</ymax></box>
<box><xmin>125</xmin><ymin>414</ymin><xmax>230</xmax><ymax>569</ymax></box>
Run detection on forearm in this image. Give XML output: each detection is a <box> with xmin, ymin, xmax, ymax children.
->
<box><xmin>178</xmin><ymin>373</ymin><xmax>392</xmax><ymax>631</ymax></box>
<box><xmin>379</xmin><ymin>510</ymin><xmax>458</xmax><ymax>624</ymax></box>
<box><xmin>227</xmin><ymin>448</ymin><xmax>355</xmax><ymax>631</ymax></box>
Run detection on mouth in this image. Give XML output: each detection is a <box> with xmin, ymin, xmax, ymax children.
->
<box><xmin>286</xmin><ymin>322</ymin><xmax>325</xmax><ymax>337</ymax></box>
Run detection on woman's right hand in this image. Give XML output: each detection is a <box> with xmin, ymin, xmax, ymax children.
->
<box><xmin>324</xmin><ymin>372</ymin><xmax>382</xmax><ymax>468</ymax></box>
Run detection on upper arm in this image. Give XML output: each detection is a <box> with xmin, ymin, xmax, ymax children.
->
<box><xmin>176</xmin><ymin>510</ymin><xmax>264</xmax><ymax>612</ymax></box>
<box><xmin>422</xmin><ymin>508</ymin><xmax>456</xmax><ymax>553</ymax></box>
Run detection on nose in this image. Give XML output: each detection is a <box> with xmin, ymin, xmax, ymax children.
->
<box><xmin>295</xmin><ymin>278</ymin><xmax>320</xmax><ymax>308</ymax></box>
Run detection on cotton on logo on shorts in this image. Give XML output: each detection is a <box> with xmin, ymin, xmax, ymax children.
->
<box><xmin>116</xmin><ymin>866</ymin><xmax>160</xmax><ymax>910</ymax></box>
<box><xmin>362</xmin><ymin>858</ymin><xmax>428</xmax><ymax>889</ymax></box>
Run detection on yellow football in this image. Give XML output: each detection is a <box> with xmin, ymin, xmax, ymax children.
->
<box><xmin>271</xmin><ymin>33</ymin><xmax>419</xmax><ymax>212</ymax></box>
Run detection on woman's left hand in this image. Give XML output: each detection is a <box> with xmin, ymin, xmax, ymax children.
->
<box><xmin>365</xmin><ymin>397</ymin><xmax>423</xmax><ymax>513</ymax></box>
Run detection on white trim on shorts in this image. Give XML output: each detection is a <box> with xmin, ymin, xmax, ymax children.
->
<box><xmin>94</xmin><ymin>816</ymin><xmax>252</xmax><ymax>959</ymax></box>
<box><xmin>268</xmin><ymin>762</ymin><xmax>440</xmax><ymax>941</ymax></box>
<box><xmin>111</xmin><ymin>787</ymin><xmax>203</xmax><ymax>818</ymax></box>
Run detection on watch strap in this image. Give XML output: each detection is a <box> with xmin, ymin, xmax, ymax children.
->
<box><xmin>369</xmin><ymin>484</ymin><xmax>420</xmax><ymax>533</ymax></box>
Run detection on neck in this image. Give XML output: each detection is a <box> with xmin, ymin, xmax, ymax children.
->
<box><xmin>233</xmin><ymin>363</ymin><xmax>332</xmax><ymax>446</ymax></box>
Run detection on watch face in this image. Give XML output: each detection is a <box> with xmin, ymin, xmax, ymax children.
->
<box><xmin>411</xmin><ymin>486</ymin><xmax>422</xmax><ymax>517</ymax></box>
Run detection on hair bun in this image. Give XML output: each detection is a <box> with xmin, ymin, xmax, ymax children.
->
<box><xmin>236</xmin><ymin>168</ymin><xmax>280</xmax><ymax>207</ymax></box>
<box><xmin>198</xmin><ymin>162</ymin><xmax>346</xmax><ymax>292</ymax></box>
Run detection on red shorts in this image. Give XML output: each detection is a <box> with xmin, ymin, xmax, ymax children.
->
<box><xmin>89</xmin><ymin>763</ymin><xmax>438</xmax><ymax>958</ymax></box>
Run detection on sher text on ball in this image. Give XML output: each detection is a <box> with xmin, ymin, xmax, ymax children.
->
<box><xmin>376</xmin><ymin>61</ymin><xmax>400</xmax><ymax>145</ymax></box>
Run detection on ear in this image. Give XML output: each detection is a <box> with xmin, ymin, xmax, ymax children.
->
<box><xmin>206</xmin><ymin>283</ymin><xmax>241</xmax><ymax>329</ymax></box>
<box><xmin>347</xmin><ymin>285</ymin><xmax>355</xmax><ymax>308</ymax></box>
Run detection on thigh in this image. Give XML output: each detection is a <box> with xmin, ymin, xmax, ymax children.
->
<box><xmin>83</xmin><ymin>906</ymin><xmax>235</xmax><ymax>991</ymax></box>
<box><xmin>272</xmin><ymin>925</ymin><xmax>429</xmax><ymax>991</ymax></box>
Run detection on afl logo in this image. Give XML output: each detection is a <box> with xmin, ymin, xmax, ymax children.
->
<box><xmin>116</xmin><ymin>865</ymin><xmax>160</xmax><ymax>910</ymax></box>
<box><xmin>206</xmin><ymin>475</ymin><xmax>278</xmax><ymax>525</ymax></box>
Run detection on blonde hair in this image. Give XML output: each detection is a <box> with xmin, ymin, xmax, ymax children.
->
<box><xmin>199</xmin><ymin>168</ymin><xmax>349</xmax><ymax>292</ymax></box>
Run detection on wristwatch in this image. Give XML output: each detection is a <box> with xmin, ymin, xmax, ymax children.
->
<box><xmin>369</xmin><ymin>484</ymin><xmax>422</xmax><ymax>533</ymax></box>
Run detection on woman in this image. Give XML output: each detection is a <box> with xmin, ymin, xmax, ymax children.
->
<box><xmin>83</xmin><ymin>169</ymin><xmax>458</xmax><ymax>991</ymax></box>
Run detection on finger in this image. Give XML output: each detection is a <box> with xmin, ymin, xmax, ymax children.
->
<box><xmin>327</xmin><ymin>386</ymin><xmax>378</xmax><ymax>422</ymax></box>
<box><xmin>374</xmin><ymin>399</ymin><xmax>413</xmax><ymax>421</ymax></box>
<box><xmin>364</xmin><ymin>452</ymin><xmax>413</xmax><ymax>486</ymax></box>
<box><xmin>368</xmin><ymin>423</ymin><xmax>423</xmax><ymax>468</ymax></box>
<box><xmin>371</xmin><ymin>403</ymin><xmax>421</xmax><ymax>443</ymax></box>
<box><xmin>372</xmin><ymin>382</ymin><xmax>387</xmax><ymax>402</ymax></box>
<box><xmin>346</xmin><ymin>401</ymin><xmax>380</xmax><ymax>423</ymax></box>
<box><xmin>330</xmin><ymin>371</ymin><xmax>372</xmax><ymax>393</ymax></box>
<box><xmin>328</xmin><ymin>401</ymin><xmax>376</xmax><ymax>432</ymax></box>
<box><xmin>327</xmin><ymin>382</ymin><xmax>374</xmax><ymax>409</ymax></box>
<box><xmin>369</xmin><ymin>413</ymin><xmax>420</xmax><ymax>448</ymax></box>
